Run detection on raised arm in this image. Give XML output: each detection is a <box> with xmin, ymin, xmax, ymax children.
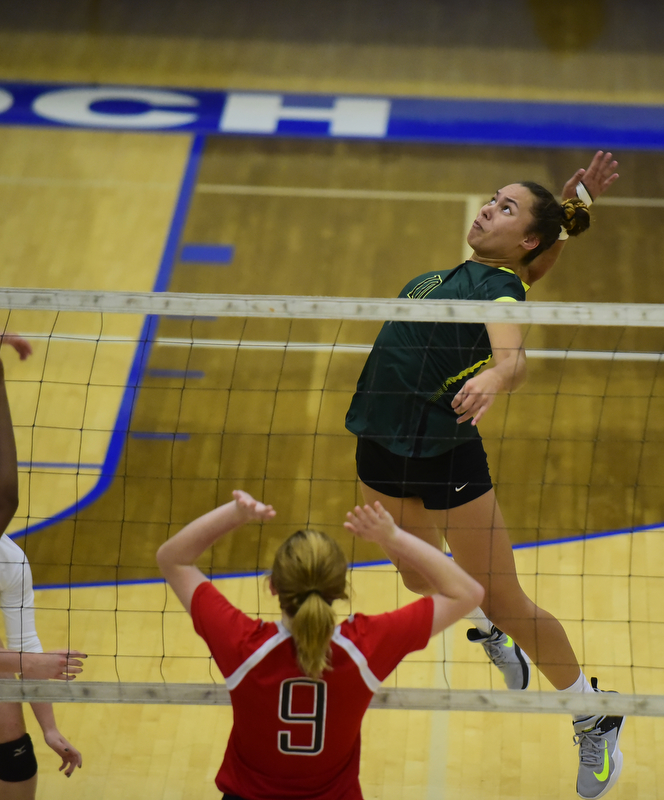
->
<box><xmin>451</xmin><ymin>322</ymin><xmax>526</xmax><ymax>426</ymax></box>
<box><xmin>525</xmin><ymin>150</ymin><xmax>619</xmax><ymax>286</ymax></box>
<box><xmin>344</xmin><ymin>502</ymin><xmax>484</xmax><ymax>636</ymax></box>
<box><xmin>156</xmin><ymin>490</ymin><xmax>276</xmax><ymax>613</ymax></box>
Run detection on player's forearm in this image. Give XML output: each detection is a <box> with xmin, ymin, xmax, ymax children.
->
<box><xmin>0</xmin><ymin>650</ymin><xmax>25</xmax><ymax>673</ymax></box>
<box><xmin>383</xmin><ymin>529</ymin><xmax>484</xmax><ymax>607</ymax></box>
<box><xmin>30</xmin><ymin>702</ymin><xmax>57</xmax><ymax>735</ymax></box>
<box><xmin>486</xmin><ymin>350</ymin><xmax>527</xmax><ymax>393</ymax></box>
<box><xmin>156</xmin><ymin>500</ymin><xmax>246</xmax><ymax>569</ymax></box>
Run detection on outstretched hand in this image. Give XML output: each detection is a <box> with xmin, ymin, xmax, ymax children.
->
<box><xmin>562</xmin><ymin>150</ymin><xmax>619</xmax><ymax>202</ymax></box>
<box><xmin>232</xmin><ymin>490</ymin><xmax>276</xmax><ymax>522</ymax></box>
<box><xmin>0</xmin><ymin>333</ymin><xmax>32</xmax><ymax>360</ymax></box>
<box><xmin>20</xmin><ymin>650</ymin><xmax>87</xmax><ymax>681</ymax></box>
<box><xmin>451</xmin><ymin>368</ymin><xmax>502</xmax><ymax>426</ymax></box>
<box><xmin>43</xmin><ymin>729</ymin><xmax>83</xmax><ymax>777</ymax></box>
<box><xmin>344</xmin><ymin>501</ymin><xmax>397</xmax><ymax>545</ymax></box>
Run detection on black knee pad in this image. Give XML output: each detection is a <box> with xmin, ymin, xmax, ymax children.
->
<box><xmin>0</xmin><ymin>733</ymin><xmax>37</xmax><ymax>782</ymax></box>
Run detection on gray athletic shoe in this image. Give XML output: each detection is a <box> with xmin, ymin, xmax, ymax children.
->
<box><xmin>574</xmin><ymin>678</ymin><xmax>625</xmax><ymax>799</ymax></box>
<box><xmin>466</xmin><ymin>625</ymin><xmax>530</xmax><ymax>690</ymax></box>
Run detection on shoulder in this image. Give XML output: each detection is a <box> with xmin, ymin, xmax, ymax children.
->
<box><xmin>335</xmin><ymin>599</ymin><xmax>434</xmax><ymax>681</ymax></box>
<box><xmin>0</xmin><ymin>534</ymin><xmax>21</xmax><ymax>556</ymax></box>
<box><xmin>0</xmin><ymin>534</ymin><xmax>29</xmax><ymax>582</ymax></box>
<box><xmin>191</xmin><ymin>581</ymin><xmax>256</xmax><ymax>632</ymax></box>
<box><xmin>478</xmin><ymin>265</ymin><xmax>527</xmax><ymax>301</ymax></box>
<box><xmin>191</xmin><ymin>581</ymin><xmax>279</xmax><ymax>656</ymax></box>
<box><xmin>341</xmin><ymin>598</ymin><xmax>434</xmax><ymax>641</ymax></box>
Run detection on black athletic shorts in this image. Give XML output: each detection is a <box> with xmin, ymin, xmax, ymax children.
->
<box><xmin>355</xmin><ymin>436</ymin><xmax>492</xmax><ymax>510</ymax></box>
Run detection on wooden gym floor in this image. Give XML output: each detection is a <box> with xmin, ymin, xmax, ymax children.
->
<box><xmin>0</xmin><ymin>2</ymin><xmax>663</xmax><ymax>797</ymax></box>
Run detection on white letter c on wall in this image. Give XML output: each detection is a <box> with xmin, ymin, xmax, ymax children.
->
<box><xmin>33</xmin><ymin>87</ymin><xmax>198</xmax><ymax>129</ymax></box>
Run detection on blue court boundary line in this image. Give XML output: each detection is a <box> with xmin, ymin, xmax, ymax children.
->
<box><xmin>9</xmin><ymin>133</ymin><xmax>207</xmax><ymax>541</ymax></box>
<box><xmin>32</xmin><ymin>521</ymin><xmax>662</xmax><ymax>591</ymax></box>
<box><xmin>145</xmin><ymin>369</ymin><xmax>205</xmax><ymax>379</ymax></box>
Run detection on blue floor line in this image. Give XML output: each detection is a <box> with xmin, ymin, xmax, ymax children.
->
<box><xmin>11</xmin><ymin>133</ymin><xmax>207</xmax><ymax>540</ymax></box>
<box><xmin>180</xmin><ymin>243</ymin><xmax>234</xmax><ymax>264</ymax></box>
<box><xmin>144</xmin><ymin>368</ymin><xmax>205</xmax><ymax>379</ymax></box>
<box><xmin>32</xmin><ymin>520</ymin><xmax>661</xmax><ymax>591</ymax></box>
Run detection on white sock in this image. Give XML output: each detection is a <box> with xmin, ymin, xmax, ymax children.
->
<box><xmin>561</xmin><ymin>671</ymin><xmax>593</xmax><ymax>694</ymax></box>
<box><xmin>559</xmin><ymin>671</ymin><xmax>594</xmax><ymax>720</ymax></box>
<box><xmin>465</xmin><ymin>607</ymin><xmax>493</xmax><ymax>636</ymax></box>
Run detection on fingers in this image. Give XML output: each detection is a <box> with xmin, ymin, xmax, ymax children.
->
<box><xmin>63</xmin><ymin>750</ymin><xmax>82</xmax><ymax>776</ymax></box>
<box><xmin>232</xmin><ymin>489</ymin><xmax>251</xmax><ymax>507</ymax></box>
<box><xmin>232</xmin><ymin>490</ymin><xmax>276</xmax><ymax>519</ymax></box>
<box><xmin>48</xmin><ymin>735</ymin><xmax>82</xmax><ymax>776</ymax></box>
<box><xmin>59</xmin><ymin>750</ymin><xmax>82</xmax><ymax>776</ymax></box>
<box><xmin>53</xmin><ymin>668</ymin><xmax>84</xmax><ymax>681</ymax></box>
<box><xmin>344</xmin><ymin>504</ymin><xmax>372</xmax><ymax>534</ymax></box>
<box><xmin>581</xmin><ymin>150</ymin><xmax>619</xmax><ymax>198</ymax></box>
<box><xmin>567</xmin><ymin>167</ymin><xmax>586</xmax><ymax>184</ymax></box>
<box><xmin>249</xmin><ymin>501</ymin><xmax>276</xmax><ymax>519</ymax></box>
<box><xmin>55</xmin><ymin>651</ymin><xmax>87</xmax><ymax>679</ymax></box>
<box><xmin>61</xmin><ymin>652</ymin><xmax>87</xmax><ymax>668</ymax></box>
<box><xmin>0</xmin><ymin>333</ymin><xmax>32</xmax><ymax>360</ymax></box>
<box><xmin>563</xmin><ymin>151</ymin><xmax>619</xmax><ymax>201</ymax></box>
<box><xmin>344</xmin><ymin>502</ymin><xmax>391</xmax><ymax>538</ymax></box>
<box><xmin>588</xmin><ymin>150</ymin><xmax>617</xmax><ymax>174</ymax></box>
<box><xmin>452</xmin><ymin>389</ymin><xmax>490</xmax><ymax>426</ymax></box>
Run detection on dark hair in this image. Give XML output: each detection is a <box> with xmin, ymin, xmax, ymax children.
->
<box><xmin>520</xmin><ymin>181</ymin><xmax>591</xmax><ymax>265</ymax></box>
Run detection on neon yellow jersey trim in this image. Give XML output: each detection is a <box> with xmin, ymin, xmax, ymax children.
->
<box><xmin>494</xmin><ymin>296</ymin><xmax>518</xmax><ymax>302</ymax></box>
<box><xmin>428</xmin><ymin>356</ymin><xmax>492</xmax><ymax>403</ymax></box>
<box><xmin>497</xmin><ymin>266</ymin><xmax>530</xmax><ymax>293</ymax></box>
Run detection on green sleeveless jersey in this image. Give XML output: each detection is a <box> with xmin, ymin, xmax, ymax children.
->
<box><xmin>345</xmin><ymin>261</ymin><xmax>528</xmax><ymax>458</ymax></box>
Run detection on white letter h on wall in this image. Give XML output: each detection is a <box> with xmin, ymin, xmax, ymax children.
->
<box><xmin>220</xmin><ymin>93</ymin><xmax>390</xmax><ymax>138</ymax></box>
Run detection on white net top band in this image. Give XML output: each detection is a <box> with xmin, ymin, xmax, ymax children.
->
<box><xmin>2</xmin><ymin>288</ymin><xmax>664</xmax><ymax>327</ymax></box>
<box><xmin>0</xmin><ymin>681</ymin><xmax>660</xmax><ymax>716</ymax></box>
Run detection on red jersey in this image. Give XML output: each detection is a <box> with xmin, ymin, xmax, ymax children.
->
<box><xmin>191</xmin><ymin>581</ymin><xmax>433</xmax><ymax>800</ymax></box>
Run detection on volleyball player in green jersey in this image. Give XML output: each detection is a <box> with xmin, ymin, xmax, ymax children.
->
<box><xmin>346</xmin><ymin>152</ymin><xmax>624</xmax><ymax>800</ymax></box>
<box><xmin>347</xmin><ymin>260</ymin><xmax>526</xmax><ymax>462</ymax></box>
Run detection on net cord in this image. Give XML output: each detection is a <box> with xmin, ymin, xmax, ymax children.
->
<box><xmin>3</xmin><ymin>288</ymin><xmax>664</xmax><ymax>327</ymax></box>
<box><xmin>0</xmin><ymin>680</ymin><xmax>659</xmax><ymax>715</ymax></box>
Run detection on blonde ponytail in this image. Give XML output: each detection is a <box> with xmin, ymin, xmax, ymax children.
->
<box><xmin>271</xmin><ymin>530</ymin><xmax>348</xmax><ymax>679</ymax></box>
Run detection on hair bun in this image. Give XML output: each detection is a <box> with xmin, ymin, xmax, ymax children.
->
<box><xmin>560</xmin><ymin>197</ymin><xmax>591</xmax><ymax>237</ymax></box>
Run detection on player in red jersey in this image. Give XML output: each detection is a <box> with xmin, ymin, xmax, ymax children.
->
<box><xmin>157</xmin><ymin>490</ymin><xmax>484</xmax><ymax>799</ymax></box>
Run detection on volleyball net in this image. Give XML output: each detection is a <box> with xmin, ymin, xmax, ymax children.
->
<box><xmin>0</xmin><ymin>288</ymin><xmax>663</xmax><ymax>717</ymax></box>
